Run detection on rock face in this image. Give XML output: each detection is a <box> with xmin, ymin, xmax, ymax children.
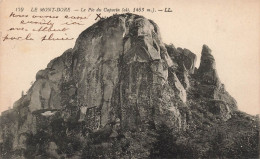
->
<box><xmin>197</xmin><ymin>45</ymin><xmax>220</xmax><ymax>86</ymax></box>
<box><xmin>0</xmin><ymin>14</ymin><xmax>258</xmax><ymax>159</ymax></box>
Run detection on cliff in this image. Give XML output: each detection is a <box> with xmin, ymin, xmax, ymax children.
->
<box><xmin>0</xmin><ymin>13</ymin><xmax>259</xmax><ymax>159</ymax></box>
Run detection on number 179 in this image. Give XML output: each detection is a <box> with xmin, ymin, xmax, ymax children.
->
<box><xmin>15</xmin><ymin>7</ymin><xmax>24</xmax><ymax>12</ymax></box>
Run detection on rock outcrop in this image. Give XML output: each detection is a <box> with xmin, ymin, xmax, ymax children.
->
<box><xmin>197</xmin><ymin>44</ymin><xmax>220</xmax><ymax>86</ymax></box>
<box><xmin>0</xmin><ymin>13</ymin><xmax>258</xmax><ymax>159</ymax></box>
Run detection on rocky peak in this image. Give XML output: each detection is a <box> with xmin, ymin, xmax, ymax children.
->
<box><xmin>197</xmin><ymin>44</ymin><xmax>220</xmax><ymax>86</ymax></box>
<box><xmin>0</xmin><ymin>14</ymin><xmax>258</xmax><ymax>159</ymax></box>
<box><xmin>199</xmin><ymin>44</ymin><xmax>215</xmax><ymax>70</ymax></box>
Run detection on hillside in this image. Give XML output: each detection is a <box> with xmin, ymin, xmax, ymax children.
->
<box><xmin>0</xmin><ymin>13</ymin><xmax>259</xmax><ymax>159</ymax></box>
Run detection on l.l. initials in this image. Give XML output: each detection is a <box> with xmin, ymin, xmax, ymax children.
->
<box><xmin>31</xmin><ymin>7</ymin><xmax>38</xmax><ymax>12</ymax></box>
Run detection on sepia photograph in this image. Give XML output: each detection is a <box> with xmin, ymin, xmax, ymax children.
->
<box><xmin>0</xmin><ymin>0</ymin><xmax>259</xmax><ymax>158</ymax></box>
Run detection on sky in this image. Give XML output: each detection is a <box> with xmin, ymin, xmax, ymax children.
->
<box><xmin>0</xmin><ymin>0</ymin><xmax>259</xmax><ymax>115</ymax></box>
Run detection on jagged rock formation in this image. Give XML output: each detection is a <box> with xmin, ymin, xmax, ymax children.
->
<box><xmin>0</xmin><ymin>13</ymin><xmax>259</xmax><ymax>159</ymax></box>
